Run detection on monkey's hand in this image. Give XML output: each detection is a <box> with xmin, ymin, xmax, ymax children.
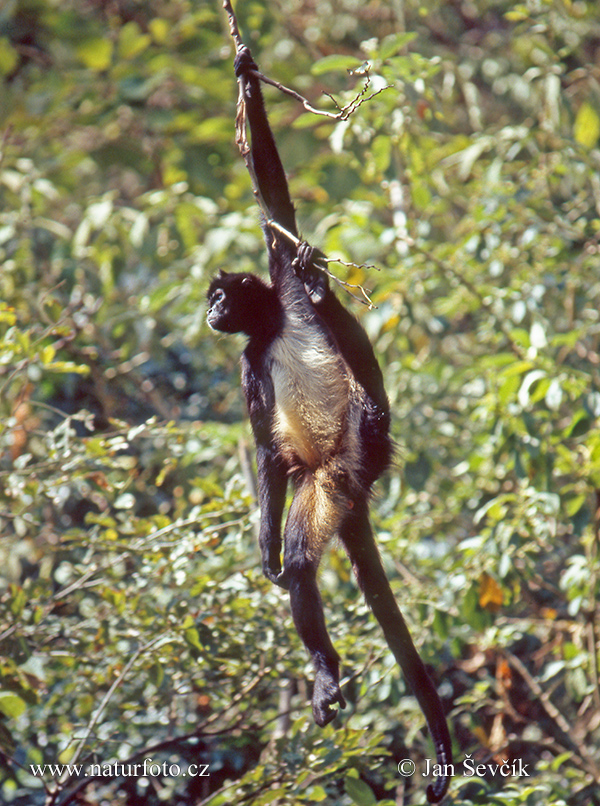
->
<box><xmin>234</xmin><ymin>45</ymin><xmax>258</xmax><ymax>78</ymax></box>
<box><xmin>312</xmin><ymin>671</ymin><xmax>347</xmax><ymax>727</ymax></box>
<box><xmin>293</xmin><ymin>242</ymin><xmax>328</xmax><ymax>305</ymax></box>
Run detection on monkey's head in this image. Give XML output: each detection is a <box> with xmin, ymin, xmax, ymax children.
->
<box><xmin>207</xmin><ymin>271</ymin><xmax>278</xmax><ymax>336</ymax></box>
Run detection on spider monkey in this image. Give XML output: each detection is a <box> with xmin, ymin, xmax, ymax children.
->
<box><xmin>207</xmin><ymin>45</ymin><xmax>452</xmax><ymax>802</ymax></box>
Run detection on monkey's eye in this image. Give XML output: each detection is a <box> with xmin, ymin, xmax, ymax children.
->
<box><xmin>211</xmin><ymin>288</ymin><xmax>225</xmax><ymax>305</ymax></box>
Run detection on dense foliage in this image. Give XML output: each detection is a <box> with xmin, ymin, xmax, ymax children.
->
<box><xmin>1</xmin><ymin>1</ymin><xmax>599</xmax><ymax>804</ymax></box>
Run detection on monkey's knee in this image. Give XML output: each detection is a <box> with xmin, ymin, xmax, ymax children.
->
<box><xmin>282</xmin><ymin>531</ymin><xmax>322</xmax><ymax>585</ymax></box>
<box><xmin>263</xmin><ymin>563</ymin><xmax>290</xmax><ymax>589</ymax></box>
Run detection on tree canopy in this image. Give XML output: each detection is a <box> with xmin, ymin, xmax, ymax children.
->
<box><xmin>1</xmin><ymin>1</ymin><xmax>599</xmax><ymax>805</ymax></box>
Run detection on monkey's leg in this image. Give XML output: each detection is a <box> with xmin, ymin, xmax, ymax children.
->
<box><xmin>287</xmin><ymin>563</ymin><xmax>346</xmax><ymax>727</ymax></box>
<box><xmin>283</xmin><ymin>478</ymin><xmax>346</xmax><ymax>727</ymax></box>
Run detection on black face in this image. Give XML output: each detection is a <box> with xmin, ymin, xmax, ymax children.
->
<box><xmin>206</xmin><ymin>273</ymin><xmax>240</xmax><ymax>333</ymax></box>
<box><xmin>206</xmin><ymin>271</ymin><xmax>276</xmax><ymax>336</ymax></box>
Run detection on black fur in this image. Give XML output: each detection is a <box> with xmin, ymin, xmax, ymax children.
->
<box><xmin>206</xmin><ymin>45</ymin><xmax>452</xmax><ymax>802</ymax></box>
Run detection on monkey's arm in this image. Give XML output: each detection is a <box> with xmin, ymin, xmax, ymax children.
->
<box><xmin>255</xmin><ymin>443</ymin><xmax>288</xmax><ymax>587</ymax></box>
<box><xmin>241</xmin><ymin>353</ymin><xmax>288</xmax><ymax>587</ymax></box>
<box><xmin>234</xmin><ymin>46</ymin><xmax>298</xmax><ymax>239</ymax></box>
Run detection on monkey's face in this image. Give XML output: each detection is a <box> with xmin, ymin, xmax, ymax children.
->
<box><xmin>206</xmin><ymin>278</ymin><xmax>235</xmax><ymax>333</ymax></box>
<box><xmin>206</xmin><ymin>271</ymin><xmax>273</xmax><ymax>336</ymax></box>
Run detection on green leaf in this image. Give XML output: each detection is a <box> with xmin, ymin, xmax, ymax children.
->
<box><xmin>0</xmin><ymin>692</ymin><xmax>27</xmax><ymax>719</ymax></box>
<box><xmin>518</xmin><ymin>369</ymin><xmax>546</xmax><ymax>407</ymax></box>
<box><xmin>293</xmin><ymin>112</ymin><xmax>321</xmax><ymax>128</ymax></box>
<box><xmin>432</xmin><ymin>608</ymin><xmax>450</xmax><ymax>639</ymax></box>
<box><xmin>307</xmin><ymin>785</ymin><xmax>328</xmax><ymax>801</ymax></box>
<box><xmin>312</xmin><ymin>55</ymin><xmax>363</xmax><ymax>75</ymax></box>
<box><xmin>77</xmin><ymin>38</ymin><xmax>113</xmax><ymax>71</ymax></box>
<box><xmin>0</xmin><ymin>304</ymin><xmax>17</xmax><ymax>325</ymax></box>
<box><xmin>344</xmin><ymin>775</ymin><xmax>377</xmax><ymax>806</ymax></box>
<box><xmin>148</xmin><ymin>662</ymin><xmax>164</xmax><ymax>688</ymax></box>
<box><xmin>565</xmin><ymin>495</ymin><xmax>586</xmax><ymax>519</ymax></box>
<box><xmin>183</xmin><ymin>627</ymin><xmax>204</xmax><ymax>652</ymax></box>
<box><xmin>118</xmin><ymin>22</ymin><xmax>151</xmax><ymax>60</ymax></box>
<box><xmin>565</xmin><ymin>409</ymin><xmax>591</xmax><ymax>438</ymax></box>
<box><xmin>149</xmin><ymin>18</ymin><xmax>170</xmax><ymax>45</ymax></box>
<box><xmin>40</xmin><ymin>344</ymin><xmax>56</xmax><ymax>363</ymax></box>
<box><xmin>505</xmin><ymin>6</ymin><xmax>529</xmax><ymax>21</ymax></box>
<box><xmin>379</xmin><ymin>32</ymin><xmax>417</xmax><ymax>60</ymax></box>
<box><xmin>0</xmin><ymin>37</ymin><xmax>18</xmax><ymax>76</ymax></box>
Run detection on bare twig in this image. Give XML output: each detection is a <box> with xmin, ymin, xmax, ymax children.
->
<box><xmin>222</xmin><ymin>0</ymin><xmax>243</xmax><ymax>50</ymax></box>
<box><xmin>55</xmin><ymin>667</ymin><xmax>274</xmax><ymax>806</ymax></box>
<box><xmin>503</xmin><ymin>649</ymin><xmax>600</xmax><ymax>779</ymax></box>
<box><xmin>63</xmin><ymin>635</ymin><xmax>167</xmax><ymax>778</ymax></box>
<box><xmin>266</xmin><ymin>218</ymin><xmax>377</xmax><ymax>308</ymax></box>
<box><xmin>255</xmin><ymin>68</ymin><xmax>391</xmax><ymax>121</ymax></box>
<box><xmin>223</xmin><ymin>0</ymin><xmax>389</xmax><ymax>120</ymax></box>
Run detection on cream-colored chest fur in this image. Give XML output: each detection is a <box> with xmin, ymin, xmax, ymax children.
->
<box><xmin>268</xmin><ymin>311</ymin><xmax>349</xmax><ymax>469</ymax></box>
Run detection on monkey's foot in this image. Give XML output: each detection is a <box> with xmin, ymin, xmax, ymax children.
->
<box><xmin>292</xmin><ymin>241</ymin><xmax>315</xmax><ymax>272</ymax></box>
<box><xmin>312</xmin><ymin>672</ymin><xmax>346</xmax><ymax>727</ymax></box>
<box><xmin>293</xmin><ymin>242</ymin><xmax>327</xmax><ymax>305</ymax></box>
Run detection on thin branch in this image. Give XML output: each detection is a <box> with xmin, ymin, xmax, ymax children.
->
<box><xmin>503</xmin><ymin>649</ymin><xmax>600</xmax><ymax>780</ymax></box>
<box><xmin>55</xmin><ymin>667</ymin><xmax>275</xmax><ymax>806</ymax></box>
<box><xmin>223</xmin><ymin>0</ymin><xmax>389</xmax><ymax>120</ymax></box>
<box><xmin>255</xmin><ymin>68</ymin><xmax>391</xmax><ymax>121</ymax></box>
<box><xmin>222</xmin><ymin>0</ymin><xmax>387</xmax><ymax>307</ymax></box>
<box><xmin>222</xmin><ymin>0</ymin><xmax>243</xmax><ymax>50</ymax></box>
<box><xmin>63</xmin><ymin>635</ymin><xmax>167</xmax><ymax>778</ymax></box>
<box><xmin>266</xmin><ymin>218</ymin><xmax>377</xmax><ymax>308</ymax></box>
<box><xmin>222</xmin><ymin>0</ymin><xmax>385</xmax><ymax>301</ymax></box>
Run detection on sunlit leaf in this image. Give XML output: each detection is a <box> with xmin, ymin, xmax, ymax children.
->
<box><xmin>118</xmin><ymin>21</ymin><xmax>151</xmax><ymax>60</ymax></box>
<box><xmin>0</xmin><ymin>692</ymin><xmax>27</xmax><ymax>719</ymax></box>
<box><xmin>77</xmin><ymin>38</ymin><xmax>113</xmax><ymax>71</ymax></box>
<box><xmin>574</xmin><ymin>102</ymin><xmax>600</xmax><ymax>149</ymax></box>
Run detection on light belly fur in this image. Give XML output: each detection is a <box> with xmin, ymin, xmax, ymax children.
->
<box><xmin>268</xmin><ymin>319</ymin><xmax>348</xmax><ymax>468</ymax></box>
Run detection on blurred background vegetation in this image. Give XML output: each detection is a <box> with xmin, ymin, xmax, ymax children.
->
<box><xmin>0</xmin><ymin>0</ymin><xmax>599</xmax><ymax>804</ymax></box>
